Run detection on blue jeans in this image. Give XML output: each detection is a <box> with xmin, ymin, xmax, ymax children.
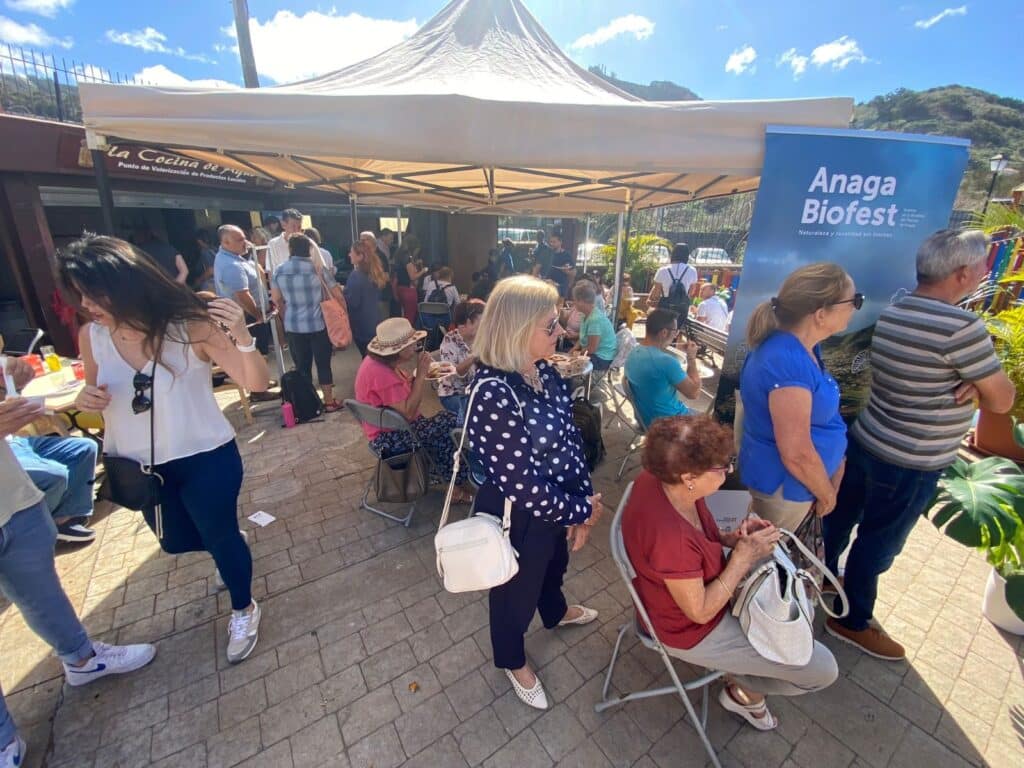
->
<box><xmin>439</xmin><ymin>394</ymin><xmax>469</xmax><ymax>425</ymax></box>
<box><xmin>823</xmin><ymin>436</ymin><xmax>943</xmax><ymax>631</ymax></box>
<box><xmin>0</xmin><ymin>501</ymin><xmax>93</xmax><ymax>746</ymax></box>
<box><xmin>9</xmin><ymin>436</ymin><xmax>97</xmax><ymax>522</ymax></box>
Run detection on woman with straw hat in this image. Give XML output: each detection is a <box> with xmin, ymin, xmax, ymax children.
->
<box><xmin>354</xmin><ymin>318</ymin><xmax>471</xmax><ymax>501</ymax></box>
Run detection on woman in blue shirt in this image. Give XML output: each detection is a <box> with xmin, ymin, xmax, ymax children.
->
<box><xmin>738</xmin><ymin>263</ymin><xmax>861</xmax><ymax>531</ymax></box>
<box><xmin>468</xmin><ymin>276</ymin><xmax>603</xmax><ymax>711</ymax></box>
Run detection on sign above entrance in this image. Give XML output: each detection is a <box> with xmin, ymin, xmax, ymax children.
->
<box><xmin>57</xmin><ymin>133</ymin><xmax>274</xmax><ymax>189</ymax></box>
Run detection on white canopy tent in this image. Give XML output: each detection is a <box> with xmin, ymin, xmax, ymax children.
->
<box><xmin>79</xmin><ymin>0</ymin><xmax>851</xmax><ymax>216</ymax></box>
<box><xmin>78</xmin><ymin>0</ymin><xmax>852</xmax><ymax>318</ymax></box>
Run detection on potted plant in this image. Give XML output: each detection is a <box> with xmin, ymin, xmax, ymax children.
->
<box><xmin>925</xmin><ymin>456</ymin><xmax>1024</xmax><ymax>634</ymax></box>
<box><xmin>974</xmin><ymin>300</ymin><xmax>1024</xmax><ymax>460</ymax></box>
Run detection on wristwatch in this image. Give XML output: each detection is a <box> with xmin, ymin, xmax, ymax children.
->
<box><xmin>234</xmin><ymin>339</ymin><xmax>257</xmax><ymax>353</ymax></box>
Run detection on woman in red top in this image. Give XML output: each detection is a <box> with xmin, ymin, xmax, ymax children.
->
<box><xmin>622</xmin><ymin>416</ymin><xmax>838</xmax><ymax>731</ymax></box>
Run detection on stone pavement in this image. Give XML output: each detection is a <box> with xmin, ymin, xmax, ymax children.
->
<box><xmin>1</xmin><ymin>345</ymin><xmax>1021</xmax><ymax>768</ymax></box>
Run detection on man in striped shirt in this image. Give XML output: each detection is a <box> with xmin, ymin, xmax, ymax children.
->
<box><xmin>823</xmin><ymin>229</ymin><xmax>1014</xmax><ymax>661</ymax></box>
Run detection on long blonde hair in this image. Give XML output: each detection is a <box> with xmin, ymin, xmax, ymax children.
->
<box><xmin>474</xmin><ymin>275</ymin><xmax>559</xmax><ymax>372</ymax></box>
<box><xmin>746</xmin><ymin>262</ymin><xmax>851</xmax><ymax>348</ymax></box>
<box><xmin>364</xmin><ymin>243</ymin><xmax>388</xmax><ymax>289</ymax></box>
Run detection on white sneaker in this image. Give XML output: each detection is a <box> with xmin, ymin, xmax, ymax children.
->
<box><xmin>214</xmin><ymin>529</ymin><xmax>249</xmax><ymax>591</ymax></box>
<box><xmin>227</xmin><ymin>600</ymin><xmax>261</xmax><ymax>664</ymax></box>
<box><xmin>1</xmin><ymin>736</ymin><xmax>25</xmax><ymax>768</ymax></box>
<box><xmin>63</xmin><ymin>641</ymin><xmax>156</xmax><ymax>687</ymax></box>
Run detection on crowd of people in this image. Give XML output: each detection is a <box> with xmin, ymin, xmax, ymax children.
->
<box><xmin>0</xmin><ymin>221</ymin><xmax>1010</xmax><ymax>764</ymax></box>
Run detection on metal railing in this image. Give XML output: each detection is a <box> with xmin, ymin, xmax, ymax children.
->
<box><xmin>0</xmin><ymin>44</ymin><xmax>147</xmax><ymax>123</ymax></box>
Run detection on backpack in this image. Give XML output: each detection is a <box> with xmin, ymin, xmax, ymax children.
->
<box><xmin>427</xmin><ymin>282</ymin><xmax>452</xmax><ymax>307</ymax></box>
<box><xmin>280</xmin><ymin>370</ymin><xmax>323</xmax><ymax>423</ymax></box>
<box><xmin>571</xmin><ymin>397</ymin><xmax>605</xmax><ymax>471</ymax></box>
<box><xmin>424</xmin><ymin>324</ymin><xmax>445</xmax><ymax>353</ymax></box>
<box><xmin>660</xmin><ymin>264</ymin><xmax>693</xmax><ymax>315</ymax></box>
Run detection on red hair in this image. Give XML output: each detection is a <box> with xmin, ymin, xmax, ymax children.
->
<box><xmin>641</xmin><ymin>415</ymin><xmax>734</xmax><ymax>484</ymax></box>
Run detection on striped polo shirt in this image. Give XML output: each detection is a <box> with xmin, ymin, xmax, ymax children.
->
<box><xmin>852</xmin><ymin>294</ymin><xmax>1002</xmax><ymax>470</ymax></box>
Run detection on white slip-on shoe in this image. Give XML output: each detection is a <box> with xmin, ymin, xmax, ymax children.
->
<box><xmin>558</xmin><ymin>605</ymin><xmax>599</xmax><ymax>627</ymax></box>
<box><xmin>226</xmin><ymin>600</ymin><xmax>261</xmax><ymax>664</ymax></box>
<box><xmin>63</xmin><ymin>641</ymin><xmax>156</xmax><ymax>687</ymax></box>
<box><xmin>505</xmin><ymin>668</ymin><xmax>549</xmax><ymax>710</ymax></box>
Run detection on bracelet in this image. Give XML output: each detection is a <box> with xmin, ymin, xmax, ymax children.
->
<box><xmin>715</xmin><ymin>577</ymin><xmax>734</xmax><ymax>595</ymax></box>
<box><xmin>234</xmin><ymin>339</ymin><xmax>257</xmax><ymax>353</ymax></box>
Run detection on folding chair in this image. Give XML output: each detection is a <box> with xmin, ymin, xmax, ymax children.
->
<box><xmin>418</xmin><ymin>301</ymin><xmax>451</xmax><ymax>331</ymax></box>
<box><xmin>596</xmin><ymin>483</ymin><xmax>724</xmax><ymax>768</ymax></box>
<box><xmin>344</xmin><ymin>399</ymin><xmax>433</xmax><ymax>527</ymax></box>
<box><xmin>613</xmin><ymin>377</ymin><xmax>647</xmax><ymax>481</ymax></box>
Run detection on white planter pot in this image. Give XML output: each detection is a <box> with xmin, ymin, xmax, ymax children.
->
<box><xmin>982</xmin><ymin>568</ymin><xmax>1024</xmax><ymax>635</ymax></box>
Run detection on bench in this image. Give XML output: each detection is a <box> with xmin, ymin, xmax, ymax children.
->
<box><xmin>684</xmin><ymin>318</ymin><xmax>728</xmax><ymax>367</ymax></box>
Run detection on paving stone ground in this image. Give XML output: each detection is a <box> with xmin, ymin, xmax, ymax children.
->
<box><xmin>1</xmin><ymin>344</ymin><xmax>1021</xmax><ymax>768</ymax></box>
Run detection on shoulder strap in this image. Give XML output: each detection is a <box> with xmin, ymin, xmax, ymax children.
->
<box><xmin>778</xmin><ymin>528</ymin><xmax>849</xmax><ymax>618</ymax></box>
<box><xmin>437</xmin><ymin>377</ymin><xmax>523</xmax><ymax>533</ymax></box>
<box><xmin>145</xmin><ymin>357</ymin><xmax>156</xmax><ymax>472</ymax></box>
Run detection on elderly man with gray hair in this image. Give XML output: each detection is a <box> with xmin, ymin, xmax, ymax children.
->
<box><xmin>823</xmin><ymin>229</ymin><xmax>1014</xmax><ymax>661</ymax></box>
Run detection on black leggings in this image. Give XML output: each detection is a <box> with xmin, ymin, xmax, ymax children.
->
<box><xmin>287</xmin><ymin>328</ymin><xmax>333</xmax><ymax>387</ymax></box>
<box><xmin>145</xmin><ymin>440</ymin><xmax>252</xmax><ymax>610</ymax></box>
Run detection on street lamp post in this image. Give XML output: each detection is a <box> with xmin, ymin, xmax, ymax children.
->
<box><xmin>983</xmin><ymin>153</ymin><xmax>1010</xmax><ymax>215</ymax></box>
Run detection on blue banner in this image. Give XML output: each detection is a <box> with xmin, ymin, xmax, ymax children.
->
<box><xmin>715</xmin><ymin>125</ymin><xmax>970</xmax><ymax>422</ymax></box>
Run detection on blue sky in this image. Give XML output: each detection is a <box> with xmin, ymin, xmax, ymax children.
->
<box><xmin>0</xmin><ymin>1</ymin><xmax>1020</xmax><ymax>102</ymax></box>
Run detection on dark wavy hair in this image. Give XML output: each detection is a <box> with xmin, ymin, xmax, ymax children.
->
<box><xmin>642</xmin><ymin>415</ymin><xmax>734</xmax><ymax>484</ymax></box>
<box><xmin>57</xmin><ymin>234</ymin><xmax>210</xmax><ymax>364</ymax></box>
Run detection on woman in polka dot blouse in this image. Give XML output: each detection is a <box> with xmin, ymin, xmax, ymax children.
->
<box><xmin>468</xmin><ymin>276</ymin><xmax>604</xmax><ymax>711</ymax></box>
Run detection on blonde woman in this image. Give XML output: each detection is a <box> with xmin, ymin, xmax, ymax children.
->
<box><xmin>468</xmin><ymin>275</ymin><xmax>603</xmax><ymax>711</ymax></box>
<box><xmin>738</xmin><ymin>263</ymin><xmax>861</xmax><ymax>530</ymax></box>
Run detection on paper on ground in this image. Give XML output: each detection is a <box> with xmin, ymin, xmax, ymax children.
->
<box><xmin>247</xmin><ymin>511</ymin><xmax>276</xmax><ymax>527</ymax></box>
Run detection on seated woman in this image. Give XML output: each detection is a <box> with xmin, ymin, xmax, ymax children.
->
<box><xmin>571</xmin><ymin>283</ymin><xmax>617</xmax><ymax>372</ymax></box>
<box><xmin>621</xmin><ymin>415</ymin><xmax>838</xmax><ymax>731</ymax></box>
<box><xmin>354</xmin><ymin>318</ymin><xmax>470</xmax><ymax>502</ymax></box>
<box><xmin>437</xmin><ymin>301</ymin><xmax>483</xmax><ymax>423</ymax></box>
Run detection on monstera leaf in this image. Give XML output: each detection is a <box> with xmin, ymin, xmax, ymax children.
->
<box><xmin>1006</xmin><ymin>572</ymin><xmax>1024</xmax><ymax>623</ymax></box>
<box><xmin>926</xmin><ymin>457</ymin><xmax>1024</xmax><ymax>548</ymax></box>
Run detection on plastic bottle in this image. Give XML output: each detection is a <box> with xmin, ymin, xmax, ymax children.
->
<box><xmin>281</xmin><ymin>401</ymin><xmax>296</xmax><ymax>428</ymax></box>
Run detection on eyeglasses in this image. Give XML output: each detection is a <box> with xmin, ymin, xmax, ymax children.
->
<box><xmin>831</xmin><ymin>293</ymin><xmax>864</xmax><ymax>310</ymax></box>
<box><xmin>709</xmin><ymin>457</ymin><xmax>736</xmax><ymax>475</ymax></box>
<box><xmin>538</xmin><ymin>316</ymin><xmax>561</xmax><ymax>336</ymax></box>
<box><xmin>132</xmin><ymin>371</ymin><xmax>153</xmax><ymax>415</ymax></box>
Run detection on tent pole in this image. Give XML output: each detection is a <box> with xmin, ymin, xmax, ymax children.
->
<box><xmin>610</xmin><ymin>210</ymin><xmax>626</xmax><ymax>323</ymax></box>
<box><xmin>349</xmin><ymin>194</ymin><xmax>359</xmax><ymax>244</ymax></box>
<box><xmin>396</xmin><ymin>208</ymin><xmax>402</xmax><ymax>246</ymax></box>
<box><xmin>254</xmin><ymin>262</ymin><xmax>286</xmax><ymax>381</ymax></box>
<box><xmin>583</xmin><ymin>215</ymin><xmax>591</xmax><ymax>273</ymax></box>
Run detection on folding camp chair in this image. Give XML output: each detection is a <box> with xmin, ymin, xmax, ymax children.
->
<box><xmin>344</xmin><ymin>399</ymin><xmax>433</xmax><ymax>527</ymax></box>
<box><xmin>613</xmin><ymin>377</ymin><xmax>647</xmax><ymax>481</ymax></box>
<box><xmin>596</xmin><ymin>483</ymin><xmax>724</xmax><ymax>768</ymax></box>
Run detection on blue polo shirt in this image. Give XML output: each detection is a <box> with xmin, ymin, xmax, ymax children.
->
<box><xmin>738</xmin><ymin>331</ymin><xmax>847</xmax><ymax>502</ymax></box>
<box><xmin>579</xmin><ymin>307</ymin><xmax>617</xmax><ymax>362</ymax></box>
<box><xmin>214</xmin><ymin>247</ymin><xmax>265</xmax><ymax>308</ymax></box>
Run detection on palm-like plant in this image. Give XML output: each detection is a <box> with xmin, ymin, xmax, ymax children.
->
<box><xmin>925</xmin><ymin>456</ymin><xmax>1024</xmax><ymax>621</ymax></box>
<box><xmin>594</xmin><ymin>233</ymin><xmax>672</xmax><ymax>291</ymax></box>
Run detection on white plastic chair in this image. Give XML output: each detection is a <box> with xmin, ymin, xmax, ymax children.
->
<box><xmin>595</xmin><ymin>482</ymin><xmax>724</xmax><ymax>768</ymax></box>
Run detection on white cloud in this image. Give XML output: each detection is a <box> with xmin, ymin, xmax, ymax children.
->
<box><xmin>106</xmin><ymin>27</ymin><xmax>213</xmax><ymax>63</ymax></box>
<box><xmin>0</xmin><ymin>15</ymin><xmax>70</xmax><ymax>47</ymax></box>
<box><xmin>226</xmin><ymin>10</ymin><xmax>419</xmax><ymax>83</ymax></box>
<box><xmin>914</xmin><ymin>5</ymin><xmax>967</xmax><ymax>29</ymax></box>
<box><xmin>716</xmin><ymin>24</ymin><xmax>729</xmax><ymax>32</ymax></box>
<box><xmin>778</xmin><ymin>47</ymin><xmax>808</xmax><ymax>78</ymax></box>
<box><xmin>810</xmin><ymin>35</ymin><xmax>868</xmax><ymax>70</ymax></box>
<box><xmin>724</xmin><ymin>45</ymin><xmax>757</xmax><ymax>75</ymax></box>
<box><xmin>4</xmin><ymin>0</ymin><xmax>72</xmax><ymax>18</ymax></box>
<box><xmin>133</xmin><ymin>64</ymin><xmax>238</xmax><ymax>90</ymax></box>
<box><xmin>73</xmin><ymin>63</ymin><xmax>107</xmax><ymax>81</ymax></box>
<box><xmin>568</xmin><ymin>14</ymin><xmax>654</xmax><ymax>51</ymax></box>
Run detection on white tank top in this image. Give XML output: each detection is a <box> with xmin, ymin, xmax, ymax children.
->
<box><xmin>91</xmin><ymin>323</ymin><xmax>236</xmax><ymax>465</ymax></box>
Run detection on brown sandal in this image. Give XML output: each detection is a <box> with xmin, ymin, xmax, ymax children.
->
<box><xmin>324</xmin><ymin>400</ymin><xmax>343</xmax><ymax>413</ymax></box>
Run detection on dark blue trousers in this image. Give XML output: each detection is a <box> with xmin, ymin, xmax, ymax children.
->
<box><xmin>485</xmin><ymin>487</ymin><xmax>570</xmax><ymax>669</ymax></box>
<box><xmin>823</xmin><ymin>436</ymin><xmax>942</xmax><ymax>631</ymax></box>
<box><xmin>145</xmin><ymin>440</ymin><xmax>252</xmax><ymax>611</ymax></box>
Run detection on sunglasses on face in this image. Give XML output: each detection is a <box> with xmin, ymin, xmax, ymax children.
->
<box><xmin>132</xmin><ymin>371</ymin><xmax>152</xmax><ymax>415</ymax></box>
<box><xmin>538</xmin><ymin>316</ymin><xmax>561</xmax><ymax>336</ymax></box>
<box><xmin>831</xmin><ymin>293</ymin><xmax>864</xmax><ymax>310</ymax></box>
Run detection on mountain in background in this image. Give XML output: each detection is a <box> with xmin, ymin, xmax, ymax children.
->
<box><xmin>590</xmin><ymin>68</ymin><xmax>1022</xmax><ymax>209</ymax></box>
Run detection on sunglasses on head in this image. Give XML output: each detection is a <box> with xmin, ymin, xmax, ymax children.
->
<box><xmin>831</xmin><ymin>293</ymin><xmax>864</xmax><ymax>310</ymax></box>
<box><xmin>132</xmin><ymin>371</ymin><xmax>152</xmax><ymax>415</ymax></box>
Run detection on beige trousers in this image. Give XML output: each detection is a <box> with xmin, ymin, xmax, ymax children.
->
<box><xmin>749</xmin><ymin>485</ymin><xmax>813</xmax><ymax>532</ymax></box>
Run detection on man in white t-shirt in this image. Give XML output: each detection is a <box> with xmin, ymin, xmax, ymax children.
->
<box><xmin>648</xmin><ymin>243</ymin><xmax>697</xmax><ymax>315</ymax></box>
<box><xmin>694</xmin><ymin>284</ymin><xmax>730</xmax><ymax>331</ymax></box>
<box><xmin>265</xmin><ymin>208</ymin><xmax>303</xmax><ymax>275</ymax></box>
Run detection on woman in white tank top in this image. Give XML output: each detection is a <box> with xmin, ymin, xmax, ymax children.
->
<box><xmin>62</xmin><ymin>234</ymin><xmax>271</xmax><ymax>665</ymax></box>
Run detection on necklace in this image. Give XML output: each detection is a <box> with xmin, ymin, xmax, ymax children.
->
<box><xmin>521</xmin><ymin>367</ymin><xmax>543</xmax><ymax>393</ymax></box>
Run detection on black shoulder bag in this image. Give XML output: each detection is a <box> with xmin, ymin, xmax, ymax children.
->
<box><xmin>101</xmin><ymin>359</ymin><xmax>164</xmax><ymax>534</ymax></box>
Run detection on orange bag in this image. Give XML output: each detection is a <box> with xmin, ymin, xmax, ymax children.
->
<box><xmin>318</xmin><ymin>272</ymin><xmax>352</xmax><ymax>349</ymax></box>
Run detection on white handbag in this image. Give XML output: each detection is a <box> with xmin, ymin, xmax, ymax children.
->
<box><xmin>731</xmin><ymin>528</ymin><xmax>848</xmax><ymax>666</ymax></box>
<box><xmin>434</xmin><ymin>378</ymin><xmax>521</xmax><ymax>593</ymax></box>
